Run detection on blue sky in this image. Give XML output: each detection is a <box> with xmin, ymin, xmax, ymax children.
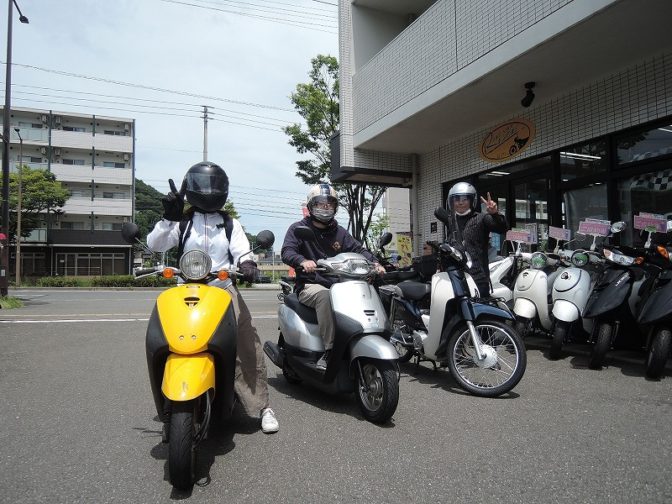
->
<box><xmin>2</xmin><ymin>0</ymin><xmax>339</xmax><ymax>247</ymax></box>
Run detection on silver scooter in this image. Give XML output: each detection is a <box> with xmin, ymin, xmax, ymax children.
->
<box><xmin>263</xmin><ymin>227</ymin><xmax>400</xmax><ymax>424</ymax></box>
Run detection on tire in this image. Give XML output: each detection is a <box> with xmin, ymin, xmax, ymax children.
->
<box><xmin>589</xmin><ymin>322</ymin><xmax>612</xmax><ymax>370</ymax></box>
<box><xmin>354</xmin><ymin>359</ymin><xmax>399</xmax><ymax>424</ymax></box>
<box><xmin>447</xmin><ymin>320</ymin><xmax>527</xmax><ymax>397</ymax></box>
<box><xmin>169</xmin><ymin>401</ymin><xmax>196</xmax><ymax>491</ymax></box>
<box><xmin>514</xmin><ymin>318</ymin><xmax>530</xmax><ymax>339</ymax></box>
<box><xmin>646</xmin><ymin>328</ymin><xmax>671</xmax><ymax>380</ymax></box>
<box><xmin>549</xmin><ymin>321</ymin><xmax>569</xmax><ymax>360</ymax></box>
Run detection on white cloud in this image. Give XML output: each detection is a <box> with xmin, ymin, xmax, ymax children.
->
<box><xmin>6</xmin><ymin>0</ymin><xmax>338</xmax><ymax>246</ymax></box>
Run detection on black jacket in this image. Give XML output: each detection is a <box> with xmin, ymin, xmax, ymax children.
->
<box><xmin>281</xmin><ymin>217</ymin><xmax>376</xmax><ymax>292</ymax></box>
<box><xmin>447</xmin><ymin>211</ymin><xmax>508</xmax><ymax>288</ymax></box>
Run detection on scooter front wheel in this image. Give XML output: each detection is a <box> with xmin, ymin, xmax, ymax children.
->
<box><xmin>447</xmin><ymin>320</ymin><xmax>526</xmax><ymax>397</ymax></box>
<box><xmin>169</xmin><ymin>401</ymin><xmax>196</xmax><ymax>491</ymax></box>
<box><xmin>354</xmin><ymin>359</ymin><xmax>399</xmax><ymax>424</ymax></box>
<box><xmin>646</xmin><ymin>328</ymin><xmax>671</xmax><ymax>380</ymax></box>
<box><xmin>589</xmin><ymin>322</ymin><xmax>612</xmax><ymax>370</ymax></box>
<box><xmin>549</xmin><ymin>321</ymin><xmax>569</xmax><ymax>360</ymax></box>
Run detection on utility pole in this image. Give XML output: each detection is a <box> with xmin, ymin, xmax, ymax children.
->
<box><xmin>202</xmin><ymin>105</ymin><xmax>209</xmax><ymax>161</ymax></box>
<box><xmin>14</xmin><ymin>127</ymin><xmax>22</xmax><ymax>287</ymax></box>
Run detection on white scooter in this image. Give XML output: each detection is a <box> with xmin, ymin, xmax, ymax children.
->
<box><xmin>548</xmin><ymin>227</ymin><xmax>621</xmax><ymax>359</ymax></box>
<box><xmin>512</xmin><ymin>251</ymin><xmax>566</xmax><ymax>338</ymax></box>
<box><xmin>263</xmin><ymin>226</ymin><xmax>400</xmax><ymax>424</ymax></box>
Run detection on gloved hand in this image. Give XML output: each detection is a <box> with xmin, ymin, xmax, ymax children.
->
<box><xmin>240</xmin><ymin>260</ymin><xmax>259</xmax><ymax>283</ymax></box>
<box><xmin>161</xmin><ymin>178</ymin><xmax>184</xmax><ymax>221</ymax></box>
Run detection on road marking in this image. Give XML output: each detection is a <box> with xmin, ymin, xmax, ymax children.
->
<box><xmin>0</xmin><ymin>313</ymin><xmax>278</xmax><ymax>324</ymax></box>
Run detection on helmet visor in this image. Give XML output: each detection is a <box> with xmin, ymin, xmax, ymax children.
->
<box><xmin>185</xmin><ymin>171</ymin><xmax>228</xmax><ymax>194</ymax></box>
<box><xmin>310</xmin><ymin>195</ymin><xmax>338</xmax><ymax>210</ymax></box>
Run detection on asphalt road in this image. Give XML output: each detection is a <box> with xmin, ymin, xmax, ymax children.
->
<box><xmin>1</xmin><ymin>288</ymin><xmax>671</xmax><ymax>504</ymax></box>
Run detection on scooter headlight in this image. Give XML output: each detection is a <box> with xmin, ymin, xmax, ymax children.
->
<box><xmin>530</xmin><ymin>252</ymin><xmax>547</xmax><ymax>269</ymax></box>
<box><xmin>179</xmin><ymin>250</ymin><xmax>212</xmax><ymax>281</ymax></box>
<box><xmin>603</xmin><ymin>248</ymin><xmax>635</xmax><ymax>266</ymax></box>
<box><xmin>331</xmin><ymin>258</ymin><xmax>373</xmax><ymax>276</ymax></box>
<box><xmin>571</xmin><ymin>251</ymin><xmax>589</xmax><ymax>267</ymax></box>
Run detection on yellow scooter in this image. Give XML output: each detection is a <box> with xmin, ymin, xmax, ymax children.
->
<box><xmin>121</xmin><ymin>223</ymin><xmax>274</xmax><ymax>491</ymax></box>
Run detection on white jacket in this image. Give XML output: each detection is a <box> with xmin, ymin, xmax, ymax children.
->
<box><xmin>147</xmin><ymin>212</ymin><xmax>251</xmax><ymax>271</ymax></box>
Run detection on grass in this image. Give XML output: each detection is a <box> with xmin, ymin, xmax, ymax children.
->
<box><xmin>0</xmin><ymin>296</ymin><xmax>24</xmax><ymax>309</ymax></box>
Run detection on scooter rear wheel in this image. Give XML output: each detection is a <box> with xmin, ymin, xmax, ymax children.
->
<box><xmin>447</xmin><ymin>320</ymin><xmax>526</xmax><ymax>397</ymax></box>
<box><xmin>169</xmin><ymin>401</ymin><xmax>196</xmax><ymax>491</ymax></box>
<box><xmin>646</xmin><ymin>328</ymin><xmax>671</xmax><ymax>380</ymax></box>
<box><xmin>354</xmin><ymin>359</ymin><xmax>399</xmax><ymax>424</ymax></box>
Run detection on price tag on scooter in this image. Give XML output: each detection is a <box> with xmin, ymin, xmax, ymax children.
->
<box><xmin>506</xmin><ymin>228</ymin><xmax>533</xmax><ymax>243</ymax></box>
<box><xmin>578</xmin><ymin>220</ymin><xmax>611</xmax><ymax>236</ymax></box>
<box><xmin>634</xmin><ymin>213</ymin><xmax>667</xmax><ymax>233</ymax></box>
<box><xmin>548</xmin><ymin>226</ymin><xmax>571</xmax><ymax>242</ymax></box>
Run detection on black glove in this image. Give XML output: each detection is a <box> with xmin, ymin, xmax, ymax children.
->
<box><xmin>161</xmin><ymin>178</ymin><xmax>184</xmax><ymax>221</ymax></box>
<box><xmin>240</xmin><ymin>260</ymin><xmax>258</xmax><ymax>283</ymax></box>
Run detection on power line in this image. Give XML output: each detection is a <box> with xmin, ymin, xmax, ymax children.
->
<box><xmin>160</xmin><ymin>0</ymin><xmax>337</xmax><ymax>33</ymax></box>
<box><xmin>189</xmin><ymin>0</ymin><xmax>336</xmax><ymax>19</ymax></box>
<box><xmin>5</xmin><ymin>62</ymin><xmax>295</xmax><ymax>112</ymax></box>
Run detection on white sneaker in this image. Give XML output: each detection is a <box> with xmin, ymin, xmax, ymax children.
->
<box><xmin>260</xmin><ymin>408</ymin><xmax>279</xmax><ymax>434</ymax></box>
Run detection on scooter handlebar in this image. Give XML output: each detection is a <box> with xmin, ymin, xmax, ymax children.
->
<box><xmin>134</xmin><ymin>267</ymin><xmax>159</xmax><ymax>277</ymax></box>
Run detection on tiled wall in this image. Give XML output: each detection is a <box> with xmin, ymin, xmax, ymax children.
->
<box><xmin>352</xmin><ymin>0</ymin><xmax>574</xmax><ymax>133</ymax></box>
<box><xmin>418</xmin><ymin>53</ymin><xmax>672</xmax><ymax>245</ymax></box>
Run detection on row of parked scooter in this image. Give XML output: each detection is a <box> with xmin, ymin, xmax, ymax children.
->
<box><xmin>440</xmin><ymin>218</ymin><xmax>671</xmax><ymax>379</ymax></box>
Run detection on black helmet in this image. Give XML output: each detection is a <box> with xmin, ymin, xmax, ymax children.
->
<box><xmin>182</xmin><ymin>161</ymin><xmax>229</xmax><ymax>212</ymax></box>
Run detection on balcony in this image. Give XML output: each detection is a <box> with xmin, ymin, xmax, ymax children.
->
<box><xmin>62</xmin><ymin>197</ymin><xmax>132</xmax><ymax>217</ymax></box>
<box><xmin>50</xmin><ymin>130</ymin><xmax>133</xmax><ymax>152</ymax></box>
<box><xmin>51</xmin><ymin>163</ymin><xmax>132</xmax><ymax>185</ymax></box>
<box><xmin>49</xmin><ymin>229</ymin><xmax>129</xmax><ymax>247</ymax></box>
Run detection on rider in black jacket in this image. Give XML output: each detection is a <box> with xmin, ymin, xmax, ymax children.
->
<box><xmin>281</xmin><ymin>183</ymin><xmax>384</xmax><ymax>369</ymax></box>
<box><xmin>445</xmin><ymin>182</ymin><xmax>508</xmax><ymax>297</ymax></box>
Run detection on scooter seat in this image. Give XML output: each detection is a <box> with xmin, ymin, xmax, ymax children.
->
<box><xmin>283</xmin><ymin>293</ymin><xmax>319</xmax><ymax>325</ymax></box>
<box><xmin>398</xmin><ymin>281</ymin><xmax>431</xmax><ymax>301</ymax></box>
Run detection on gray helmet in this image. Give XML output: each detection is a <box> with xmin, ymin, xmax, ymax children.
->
<box><xmin>447</xmin><ymin>182</ymin><xmax>478</xmax><ymax>212</ymax></box>
<box><xmin>306</xmin><ymin>183</ymin><xmax>339</xmax><ymax>224</ymax></box>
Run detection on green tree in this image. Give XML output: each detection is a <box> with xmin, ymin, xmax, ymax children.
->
<box><xmin>1</xmin><ymin>166</ymin><xmax>69</xmax><ymax>241</ymax></box>
<box><xmin>367</xmin><ymin>214</ymin><xmax>390</xmax><ymax>255</ymax></box>
<box><xmin>284</xmin><ymin>54</ymin><xmax>386</xmax><ymax>247</ymax></box>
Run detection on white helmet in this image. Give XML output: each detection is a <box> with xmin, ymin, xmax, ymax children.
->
<box><xmin>447</xmin><ymin>182</ymin><xmax>478</xmax><ymax>215</ymax></box>
<box><xmin>307</xmin><ymin>183</ymin><xmax>339</xmax><ymax>224</ymax></box>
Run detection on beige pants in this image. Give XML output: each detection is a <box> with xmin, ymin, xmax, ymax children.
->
<box><xmin>298</xmin><ymin>283</ymin><xmax>334</xmax><ymax>351</ymax></box>
<box><xmin>224</xmin><ymin>283</ymin><xmax>269</xmax><ymax>417</ymax></box>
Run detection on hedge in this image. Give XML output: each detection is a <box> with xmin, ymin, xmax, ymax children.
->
<box><xmin>36</xmin><ymin>275</ymin><xmax>177</xmax><ymax>288</ymax></box>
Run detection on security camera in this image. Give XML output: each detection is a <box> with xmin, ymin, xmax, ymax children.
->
<box><xmin>521</xmin><ymin>81</ymin><xmax>536</xmax><ymax>108</ymax></box>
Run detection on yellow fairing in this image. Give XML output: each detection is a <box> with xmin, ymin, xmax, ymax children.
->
<box><xmin>157</xmin><ymin>283</ymin><xmax>232</xmax><ymax>354</ymax></box>
<box><xmin>162</xmin><ymin>353</ymin><xmax>215</xmax><ymax>401</ymax></box>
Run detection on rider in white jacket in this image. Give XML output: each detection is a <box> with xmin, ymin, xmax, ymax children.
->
<box><xmin>146</xmin><ymin>161</ymin><xmax>279</xmax><ymax>434</ymax></box>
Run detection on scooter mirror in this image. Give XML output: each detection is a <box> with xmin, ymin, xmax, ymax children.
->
<box><xmin>667</xmin><ymin>220</ymin><xmax>672</xmax><ymax>233</ymax></box>
<box><xmin>610</xmin><ymin>221</ymin><xmax>627</xmax><ymax>233</ymax></box>
<box><xmin>294</xmin><ymin>226</ymin><xmax>316</xmax><ymax>241</ymax></box>
<box><xmin>255</xmin><ymin>230</ymin><xmax>275</xmax><ymax>249</ymax></box>
<box><xmin>378</xmin><ymin>232</ymin><xmax>393</xmax><ymax>248</ymax></box>
<box><xmin>434</xmin><ymin>207</ymin><xmax>451</xmax><ymax>225</ymax></box>
<box><xmin>121</xmin><ymin>222</ymin><xmax>141</xmax><ymax>244</ymax></box>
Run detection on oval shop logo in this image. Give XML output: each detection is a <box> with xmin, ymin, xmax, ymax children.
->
<box><xmin>480</xmin><ymin>118</ymin><xmax>535</xmax><ymax>162</ymax></box>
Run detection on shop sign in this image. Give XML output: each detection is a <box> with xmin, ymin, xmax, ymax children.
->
<box><xmin>634</xmin><ymin>213</ymin><xmax>667</xmax><ymax>233</ymax></box>
<box><xmin>578</xmin><ymin>220</ymin><xmax>610</xmax><ymax>236</ymax></box>
<box><xmin>549</xmin><ymin>226</ymin><xmax>571</xmax><ymax>241</ymax></box>
<box><xmin>480</xmin><ymin>118</ymin><xmax>535</xmax><ymax>162</ymax></box>
<box><xmin>506</xmin><ymin>228</ymin><xmax>534</xmax><ymax>243</ymax></box>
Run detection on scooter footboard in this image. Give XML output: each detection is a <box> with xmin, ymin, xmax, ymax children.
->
<box><xmin>162</xmin><ymin>353</ymin><xmax>215</xmax><ymax>401</ymax></box>
<box><xmin>349</xmin><ymin>334</ymin><xmax>399</xmax><ymax>361</ymax></box>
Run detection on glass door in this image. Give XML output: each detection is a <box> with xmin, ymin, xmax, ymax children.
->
<box><xmin>512</xmin><ymin>177</ymin><xmax>550</xmax><ymax>248</ymax></box>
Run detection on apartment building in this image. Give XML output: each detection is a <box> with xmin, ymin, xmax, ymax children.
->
<box><xmin>2</xmin><ymin>107</ymin><xmax>134</xmax><ymax>277</ymax></box>
<box><xmin>334</xmin><ymin>0</ymin><xmax>672</xmax><ymax>254</ymax></box>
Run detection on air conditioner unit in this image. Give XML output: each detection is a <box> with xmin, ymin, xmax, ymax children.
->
<box><xmin>124</xmin><ymin>123</ymin><xmax>130</xmax><ymax>131</ymax></box>
<box><xmin>54</xmin><ymin>116</ymin><xmax>62</xmax><ymax>124</ymax></box>
<box><xmin>40</xmin><ymin>115</ymin><xmax>48</xmax><ymax>123</ymax></box>
<box><xmin>123</xmin><ymin>153</ymin><xmax>130</xmax><ymax>161</ymax></box>
<box><xmin>40</xmin><ymin>147</ymin><xmax>47</xmax><ymax>155</ymax></box>
<box><xmin>53</xmin><ymin>148</ymin><xmax>61</xmax><ymax>156</ymax></box>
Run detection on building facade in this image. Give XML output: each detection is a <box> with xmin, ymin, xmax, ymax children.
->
<box><xmin>1</xmin><ymin>107</ymin><xmax>135</xmax><ymax>278</ymax></box>
<box><xmin>335</xmin><ymin>0</ymin><xmax>672</xmax><ymax>254</ymax></box>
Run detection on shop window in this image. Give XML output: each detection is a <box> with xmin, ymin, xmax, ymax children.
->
<box><xmin>559</xmin><ymin>139</ymin><xmax>607</xmax><ymax>181</ymax></box>
<box><xmin>617</xmin><ymin>122</ymin><xmax>672</xmax><ymax>165</ymax></box>
<box><xmin>561</xmin><ymin>184</ymin><xmax>608</xmax><ymax>249</ymax></box>
<box><xmin>617</xmin><ymin>168</ymin><xmax>672</xmax><ymax>246</ymax></box>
